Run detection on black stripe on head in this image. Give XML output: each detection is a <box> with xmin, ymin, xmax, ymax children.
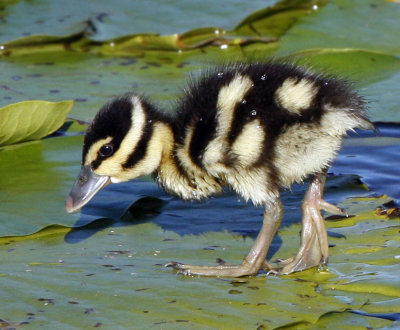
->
<box><xmin>83</xmin><ymin>94</ymin><xmax>134</xmax><ymax>167</ymax></box>
<box><xmin>121</xmin><ymin>97</ymin><xmax>171</xmax><ymax>169</ymax></box>
<box><xmin>122</xmin><ymin>120</ymin><xmax>153</xmax><ymax>169</ymax></box>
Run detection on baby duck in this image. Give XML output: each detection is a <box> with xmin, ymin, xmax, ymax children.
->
<box><xmin>66</xmin><ymin>62</ymin><xmax>373</xmax><ymax>277</ymax></box>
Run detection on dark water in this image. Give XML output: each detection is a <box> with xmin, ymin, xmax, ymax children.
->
<box><xmin>332</xmin><ymin>122</ymin><xmax>400</xmax><ymax>204</ymax></box>
<box><xmin>67</xmin><ymin>123</ymin><xmax>400</xmax><ymax>249</ymax></box>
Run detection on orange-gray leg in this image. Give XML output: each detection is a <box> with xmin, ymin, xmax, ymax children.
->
<box><xmin>166</xmin><ymin>198</ymin><xmax>283</xmax><ymax>277</ymax></box>
<box><xmin>277</xmin><ymin>172</ymin><xmax>346</xmax><ymax>274</ymax></box>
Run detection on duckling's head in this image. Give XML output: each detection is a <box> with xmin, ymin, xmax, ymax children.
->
<box><xmin>66</xmin><ymin>94</ymin><xmax>171</xmax><ymax>213</ymax></box>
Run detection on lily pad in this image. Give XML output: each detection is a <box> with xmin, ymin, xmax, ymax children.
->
<box><xmin>0</xmin><ymin>0</ymin><xmax>327</xmax><ymax>54</ymax></box>
<box><xmin>0</xmin><ymin>133</ymin><xmax>170</xmax><ymax>236</ymax></box>
<box><xmin>1</xmin><ymin>0</ymin><xmax>399</xmax><ymax>122</ymax></box>
<box><xmin>0</xmin><ymin>51</ymin><xmax>195</xmax><ymax>122</ymax></box>
<box><xmin>288</xmin><ymin>49</ymin><xmax>400</xmax><ymax>86</ymax></box>
<box><xmin>0</xmin><ymin>0</ymin><xmax>400</xmax><ymax>327</ymax></box>
<box><xmin>277</xmin><ymin>0</ymin><xmax>400</xmax><ymax>57</ymax></box>
<box><xmin>233</xmin><ymin>0</ymin><xmax>329</xmax><ymax>38</ymax></box>
<box><xmin>0</xmin><ymin>100</ymin><xmax>73</xmax><ymax>146</ymax></box>
<box><xmin>0</xmin><ymin>0</ymin><xmax>278</xmax><ymax>44</ymax></box>
<box><xmin>0</xmin><ymin>193</ymin><xmax>398</xmax><ymax>328</ymax></box>
<box><xmin>275</xmin><ymin>0</ymin><xmax>400</xmax><ymax>122</ymax></box>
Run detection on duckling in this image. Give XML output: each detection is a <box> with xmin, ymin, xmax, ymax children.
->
<box><xmin>65</xmin><ymin>62</ymin><xmax>373</xmax><ymax>277</ymax></box>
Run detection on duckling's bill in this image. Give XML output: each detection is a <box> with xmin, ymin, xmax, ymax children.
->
<box><xmin>65</xmin><ymin>165</ymin><xmax>111</xmax><ymax>213</ymax></box>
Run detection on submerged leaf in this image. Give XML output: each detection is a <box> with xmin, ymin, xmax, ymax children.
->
<box><xmin>0</xmin><ymin>0</ymin><xmax>329</xmax><ymax>55</ymax></box>
<box><xmin>376</xmin><ymin>206</ymin><xmax>400</xmax><ymax>219</ymax></box>
<box><xmin>234</xmin><ymin>0</ymin><xmax>329</xmax><ymax>38</ymax></box>
<box><xmin>0</xmin><ymin>100</ymin><xmax>73</xmax><ymax>146</ymax></box>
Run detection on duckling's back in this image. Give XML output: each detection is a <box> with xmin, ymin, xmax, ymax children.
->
<box><xmin>173</xmin><ymin>62</ymin><xmax>373</xmax><ymax>205</ymax></box>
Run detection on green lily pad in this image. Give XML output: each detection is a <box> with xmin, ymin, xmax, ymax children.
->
<box><xmin>97</xmin><ymin>0</ymin><xmax>329</xmax><ymax>53</ymax></box>
<box><xmin>0</xmin><ymin>194</ymin><xmax>398</xmax><ymax>328</ymax></box>
<box><xmin>0</xmin><ymin>100</ymin><xmax>73</xmax><ymax>146</ymax></box>
<box><xmin>1</xmin><ymin>0</ymin><xmax>399</xmax><ymax>122</ymax></box>
<box><xmin>233</xmin><ymin>0</ymin><xmax>329</xmax><ymax>38</ymax></box>
<box><xmin>0</xmin><ymin>0</ymin><xmax>400</xmax><ymax>327</ymax></box>
<box><xmin>311</xmin><ymin>310</ymin><xmax>394</xmax><ymax>329</ymax></box>
<box><xmin>0</xmin><ymin>0</ymin><xmax>326</xmax><ymax>55</ymax></box>
<box><xmin>285</xmin><ymin>49</ymin><xmax>400</xmax><ymax>121</ymax></box>
<box><xmin>0</xmin><ymin>51</ymin><xmax>195</xmax><ymax>122</ymax></box>
<box><xmin>0</xmin><ymin>0</ymin><xmax>277</xmax><ymax>44</ymax></box>
<box><xmin>0</xmin><ymin>133</ymin><xmax>169</xmax><ymax>236</ymax></box>
<box><xmin>277</xmin><ymin>0</ymin><xmax>400</xmax><ymax>57</ymax></box>
<box><xmin>274</xmin><ymin>0</ymin><xmax>400</xmax><ymax>122</ymax></box>
<box><xmin>288</xmin><ymin>49</ymin><xmax>400</xmax><ymax>86</ymax></box>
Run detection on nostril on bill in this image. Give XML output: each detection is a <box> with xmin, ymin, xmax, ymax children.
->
<box><xmin>78</xmin><ymin>175</ymin><xmax>87</xmax><ymax>185</ymax></box>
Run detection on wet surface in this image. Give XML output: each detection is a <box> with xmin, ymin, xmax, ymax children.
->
<box><xmin>65</xmin><ymin>123</ymin><xmax>400</xmax><ymax>254</ymax></box>
<box><xmin>333</xmin><ymin>123</ymin><xmax>400</xmax><ymax>204</ymax></box>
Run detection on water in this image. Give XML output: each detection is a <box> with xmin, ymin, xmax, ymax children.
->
<box><xmin>332</xmin><ymin>123</ymin><xmax>400</xmax><ymax>204</ymax></box>
<box><xmin>69</xmin><ymin>123</ymin><xmax>400</xmax><ymax>243</ymax></box>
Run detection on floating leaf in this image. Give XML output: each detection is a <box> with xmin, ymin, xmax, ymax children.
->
<box><xmin>0</xmin><ymin>0</ymin><xmax>276</xmax><ymax>44</ymax></box>
<box><xmin>313</xmin><ymin>310</ymin><xmax>393</xmax><ymax>329</ymax></box>
<box><xmin>0</xmin><ymin>0</ymin><xmax>400</xmax><ymax>327</ymax></box>
<box><xmin>0</xmin><ymin>133</ymin><xmax>168</xmax><ymax>236</ymax></box>
<box><xmin>0</xmin><ymin>0</ymin><xmax>329</xmax><ymax>55</ymax></box>
<box><xmin>0</xmin><ymin>51</ymin><xmax>194</xmax><ymax>122</ymax></box>
<box><xmin>0</xmin><ymin>193</ymin><xmax>398</xmax><ymax>328</ymax></box>
<box><xmin>277</xmin><ymin>0</ymin><xmax>400</xmax><ymax>57</ymax></box>
<box><xmin>233</xmin><ymin>0</ymin><xmax>329</xmax><ymax>38</ymax></box>
<box><xmin>287</xmin><ymin>49</ymin><xmax>400</xmax><ymax>86</ymax></box>
<box><xmin>0</xmin><ymin>100</ymin><xmax>73</xmax><ymax>146</ymax></box>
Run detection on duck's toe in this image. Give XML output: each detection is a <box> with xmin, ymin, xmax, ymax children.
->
<box><xmin>165</xmin><ymin>261</ymin><xmax>262</xmax><ymax>277</ymax></box>
<box><xmin>277</xmin><ymin>172</ymin><xmax>338</xmax><ymax>275</ymax></box>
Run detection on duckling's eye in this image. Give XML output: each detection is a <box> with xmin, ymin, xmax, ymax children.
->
<box><xmin>99</xmin><ymin>144</ymin><xmax>114</xmax><ymax>158</ymax></box>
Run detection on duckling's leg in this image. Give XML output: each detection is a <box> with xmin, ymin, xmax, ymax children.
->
<box><xmin>277</xmin><ymin>172</ymin><xmax>346</xmax><ymax>274</ymax></box>
<box><xmin>166</xmin><ymin>198</ymin><xmax>283</xmax><ymax>277</ymax></box>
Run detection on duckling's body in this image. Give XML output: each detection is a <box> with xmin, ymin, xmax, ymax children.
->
<box><xmin>66</xmin><ymin>62</ymin><xmax>373</xmax><ymax>277</ymax></box>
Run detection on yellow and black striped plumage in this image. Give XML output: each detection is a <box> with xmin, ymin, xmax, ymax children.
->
<box><xmin>66</xmin><ymin>62</ymin><xmax>373</xmax><ymax>277</ymax></box>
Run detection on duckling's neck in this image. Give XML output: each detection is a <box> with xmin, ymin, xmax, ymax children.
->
<box><xmin>151</xmin><ymin>122</ymin><xmax>186</xmax><ymax>197</ymax></box>
<box><xmin>154</xmin><ymin>121</ymin><xmax>222</xmax><ymax>200</ymax></box>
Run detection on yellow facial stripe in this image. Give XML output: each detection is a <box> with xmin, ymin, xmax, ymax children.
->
<box><xmin>84</xmin><ymin>136</ymin><xmax>113</xmax><ymax>166</ymax></box>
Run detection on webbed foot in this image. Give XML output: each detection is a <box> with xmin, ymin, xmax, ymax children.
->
<box><xmin>165</xmin><ymin>199</ymin><xmax>283</xmax><ymax>277</ymax></box>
